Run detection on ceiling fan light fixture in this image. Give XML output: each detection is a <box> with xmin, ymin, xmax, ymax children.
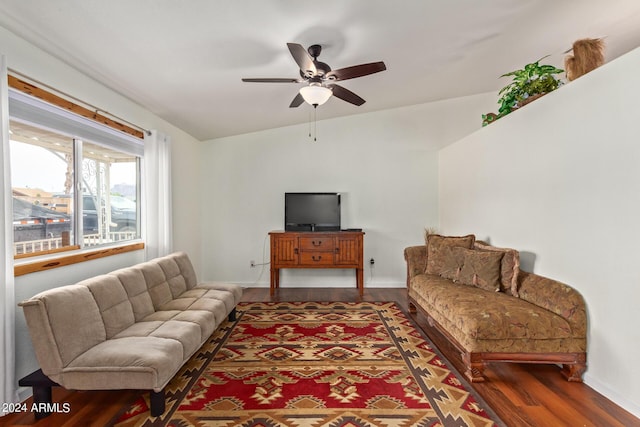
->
<box><xmin>299</xmin><ymin>84</ymin><xmax>332</xmax><ymax>106</ymax></box>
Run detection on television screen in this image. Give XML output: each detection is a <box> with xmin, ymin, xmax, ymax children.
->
<box><xmin>285</xmin><ymin>192</ymin><xmax>341</xmax><ymax>231</ymax></box>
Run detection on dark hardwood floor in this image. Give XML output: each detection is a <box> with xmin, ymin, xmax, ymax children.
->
<box><xmin>4</xmin><ymin>287</ymin><xmax>639</xmax><ymax>427</ymax></box>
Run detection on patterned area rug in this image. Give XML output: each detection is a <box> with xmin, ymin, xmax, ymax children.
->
<box><xmin>113</xmin><ymin>302</ymin><xmax>504</xmax><ymax>426</ymax></box>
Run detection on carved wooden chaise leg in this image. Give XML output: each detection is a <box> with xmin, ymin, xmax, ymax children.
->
<box><xmin>408</xmin><ymin>301</ymin><xmax>417</xmax><ymax>314</ymax></box>
<box><xmin>462</xmin><ymin>353</ymin><xmax>487</xmax><ymax>383</ymax></box>
<box><xmin>560</xmin><ymin>361</ymin><xmax>587</xmax><ymax>383</ymax></box>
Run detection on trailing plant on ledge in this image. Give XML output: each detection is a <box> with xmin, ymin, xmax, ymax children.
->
<box><xmin>482</xmin><ymin>56</ymin><xmax>564</xmax><ymax>126</ymax></box>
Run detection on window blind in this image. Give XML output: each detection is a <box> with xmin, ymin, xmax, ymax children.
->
<box><xmin>8</xmin><ymin>89</ymin><xmax>144</xmax><ymax>157</ymax></box>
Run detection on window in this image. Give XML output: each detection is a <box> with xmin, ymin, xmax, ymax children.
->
<box><xmin>9</xmin><ymin>89</ymin><xmax>143</xmax><ymax>258</ymax></box>
<box><xmin>81</xmin><ymin>141</ymin><xmax>139</xmax><ymax>247</ymax></box>
<box><xmin>10</xmin><ymin>122</ymin><xmax>76</xmax><ymax>255</ymax></box>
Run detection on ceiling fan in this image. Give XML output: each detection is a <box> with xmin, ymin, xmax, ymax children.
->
<box><xmin>242</xmin><ymin>43</ymin><xmax>386</xmax><ymax>108</ymax></box>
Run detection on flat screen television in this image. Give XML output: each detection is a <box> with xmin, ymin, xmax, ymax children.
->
<box><xmin>285</xmin><ymin>192</ymin><xmax>341</xmax><ymax>232</ymax></box>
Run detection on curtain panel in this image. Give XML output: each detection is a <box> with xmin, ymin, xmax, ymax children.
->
<box><xmin>143</xmin><ymin>130</ymin><xmax>173</xmax><ymax>260</ymax></box>
<box><xmin>1</xmin><ymin>54</ymin><xmax>18</xmax><ymax>411</ymax></box>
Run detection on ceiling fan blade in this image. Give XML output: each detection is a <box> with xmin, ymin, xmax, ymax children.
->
<box><xmin>242</xmin><ymin>78</ymin><xmax>300</xmax><ymax>83</ymax></box>
<box><xmin>287</xmin><ymin>43</ymin><xmax>317</xmax><ymax>76</ymax></box>
<box><xmin>289</xmin><ymin>93</ymin><xmax>304</xmax><ymax>108</ymax></box>
<box><xmin>326</xmin><ymin>61</ymin><xmax>386</xmax><ymax>81</ymax></box>
<box><xmin>328</xmin><ymin>84</ymin><xmax>365</xmax><ymax>106</ymax></box>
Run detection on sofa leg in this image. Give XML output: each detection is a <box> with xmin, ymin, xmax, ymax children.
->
<box><xmin>149</xmin><ymin>389</ymin><xmax>165</xmax><ymax>417</ymax></box>
<box><xmin>408</xmin><ymin>301</ymin><xmax>417</xmax><ymax>314</ymax></box>
<box><xmin>228</xmin><ymin>308</ymin><xmax>237</xmax><ymax>322</ymax></box>
<box><xmin>18</xmin><ymin>369</ymin><xmax>58</xmax><ymax>420</ymax></box>
<box><xmin>462</xmin><ymin>353</ymin><xmax>486</xmax><ymax>383</ymax></box>
<box><xmin>561</xmin><ymin>363</ymin><xmax>586</xmax><ymax>382</ymax></box>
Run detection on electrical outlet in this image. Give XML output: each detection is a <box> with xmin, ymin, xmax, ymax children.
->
<box><xmin>250</xmin><ymin>260</ymin><xmax>256</xmax><ymax>268</ymax></box>
<box><xmin>370</xmin><ymin>258</ymin><xmax>375</xmax><ymax>266</ymax></box>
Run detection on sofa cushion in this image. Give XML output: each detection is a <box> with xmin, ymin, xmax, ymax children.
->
<box><xmin>150</xmin><ymin>320</ymin><xmax>202</xmax><ymax>360</ymax></box>
<box><xmin>457</xmin><ymin>248</ymin><xmax>504</xmax><ymax>292</ymax></box>
<box><xmin>425</xmin><ymin>234</ymin><xmax>475</xmax><ymax>275</ymax></box>
<box><xmin>114</xmin><ymin>320</ymin><xmax>164</xmax><ymax>338</ymax></box>
<box><xmin>158</xmin><ymin>294</ymin><xmax>227</xmax><ymax>324</ymax></box>
<box><xmin>410</xmin><ymin>274</ymin><xmax>573</xmax><ymax>342</ymax></box>
<box><xmin>157</xmin><ymin>256</ymin><xmax>189</xmax><ymax>297</ymax></box>
<box><xmin>113</xmin><ymin>317</ymin><xmax>202</xmax><ymax>359</ymax></box>
<box><xmin>35</xmin><ymin>285</ymin><xmax>107</xmax><ymax>367</ymax></box>
<box><xmin>110</xmin><ymin>268</ymin><xmax>155</xmax><ymax>321</ymax></box>
<box><xmin>171</xmin><ymin>252</ymin><xmax>199</xmax><ymax>290</ymax></box>
<box><xmin>84</xmin><ymin>275</ymin><xmax>135</xmax><ymax>339</ymax></box>
<box><xmin>171</xmin><ymin>310</ymin><xmax>218</xmax><ymax>341</ymax></box>
<box><xmin>191</xmin><ymin>286</ymin><xmax>239</xmax><ymax>315</ymax></box>
<box><xmin>64</xmin><ymin>336</ymin><xmax>184</xmax><ymax>391</ymax></box>
<box><xmin>474</xmin><ymin>241</ymin><xmax>520</xmax><ymax>296</ymax></box>
<box><xmin>196</xmin><ymin>282</ymin><xmax>244</xmax><ymax>303</ymax></box>
<box><xmin>139</xmin><ymin>263</ymin><xmax>174</xmax><ymax>309</ymax></box>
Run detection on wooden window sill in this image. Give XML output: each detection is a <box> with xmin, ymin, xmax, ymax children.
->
<box><xmin>14</xmin><ymin>242</ymin><xmax>145</xmax><ymax>276</ymax></box>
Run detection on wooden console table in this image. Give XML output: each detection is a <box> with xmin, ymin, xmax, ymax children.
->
<box><xmin>269</xmin><ymin>230</ymin><xmax>365</xmax><ymax>296</ymax></box>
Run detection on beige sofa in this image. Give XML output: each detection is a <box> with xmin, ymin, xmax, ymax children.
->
<box><xmin>19</xmin><ymin>252</ymin><xmax>242</xmax><ymax>418</ymax></box>
<box><xmin>404</xmin><ymin>234</ymin><xmax>587</xmax><ymax>383</ymax></box>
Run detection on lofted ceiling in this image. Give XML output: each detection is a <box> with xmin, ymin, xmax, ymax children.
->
<box><xmin>1</xmin><ymin>0</ymin><xmax>640</xmax><ymax>141</ymax></box>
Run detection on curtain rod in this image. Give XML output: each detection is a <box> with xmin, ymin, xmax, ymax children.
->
<box><xmin>8</xmin><ymin>68</ymin><xmax>151</xmax><ymax>136</ymax></box>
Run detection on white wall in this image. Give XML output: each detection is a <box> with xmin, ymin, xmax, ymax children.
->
<box><xmin>200</xmin><ymin>93</ymin><xmax>495</xmax><ymax>288</ymax></box>
<box><xmin>439</xmin><ymin>47</ymin><xmax>640</xmax><ymax>417</ymax></box>
<box><xmin>1</xmin><ymin>24</ymin><xmax>204</xmax><ymax>396</ymax></box>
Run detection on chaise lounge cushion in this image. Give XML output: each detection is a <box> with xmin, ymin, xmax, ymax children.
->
<box><xmin>409</xmin><ymin>274</ymin><xmax>584</xmax><ymax>353</ymax></box>
<box><xmin>440</xmin><ymin>246</ymin><xmax>504</xmax><ymax>292</ymax></box>
<box><xmin>425</xmin><ymin>234</ymin><xmax>475</xmax><ymax>275</ymax></box>
<box><xmin>474</xmin><ymin>241</ymin><xmax>521</xmax><ymax>296</ymax></box>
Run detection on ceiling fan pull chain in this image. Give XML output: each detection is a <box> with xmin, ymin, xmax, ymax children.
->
<box><xmin>314</xmin><ymin>106</ymin><xmax>318</xmax><ymax>142</ymax></box>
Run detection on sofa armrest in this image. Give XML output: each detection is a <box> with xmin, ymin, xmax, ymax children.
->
<box><xmin>404</xmin><ymin>245</ymin><xmax>427</xmax><ymax>288</ymax></box>
<box><xmin>517</xmin><ymin>271</ymin><xmax>587</xmax><ymax>338</ymax></box>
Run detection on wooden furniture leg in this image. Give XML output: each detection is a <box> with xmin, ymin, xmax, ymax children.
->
<box><xmin>270</xmin><ymin>267</ymin><xmax>279</xmax><ymax>295</ymax></box>
<box><xmin>18</xmin><ymin>369</ymin><xmax>58</xmax><ymax>420</ymax></box>
<box><xmin>149</xmin><ymin>389</ymin><xmax>165</xmax><ymax>417</ymax></box>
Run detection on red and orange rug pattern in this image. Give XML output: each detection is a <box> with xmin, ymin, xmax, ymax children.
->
<box><xmin>114</xmin><ymin>301</ymin><xmax>504</xmax><ymax>426</ymax></box>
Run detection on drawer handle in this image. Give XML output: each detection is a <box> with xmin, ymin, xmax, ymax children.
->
<box><xmin>312</xmin><ymin>255</ymin><xmax>322</xmax><ymax>262</ymax></box>
<box><xmin>335</xmin><ymin>247</ymin><xmax>339</xmax><ymax>253</ymax></box>
<box><xmin>312</xmin><ymin>240</ymin><xmax>322</xmax><ymax>246</ymax></box>
<box><xmin>294</xmin><ymin>248</ymin><xmax>299</xmax><ymax>254</ymax></box>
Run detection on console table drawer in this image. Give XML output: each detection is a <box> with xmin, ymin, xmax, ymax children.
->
<box><xmin>300</xmin><ymin>237</ymin><xmax>333</xmax><ymax>251</ymax></box>
<box><xmin>299</xmin><ymin>252</ymin><xmax>334</xmax><ymax>265</ymax></box>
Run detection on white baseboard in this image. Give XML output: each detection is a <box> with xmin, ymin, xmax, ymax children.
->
<box><xmin>237</xmin><ymin>281</ymin><xmax>405</xmax><ymax>289</ymax></box>
<box><xmin>584</xmin><ymin>373</ymin><xmax>640</xmax><ymax>418</ymax></box>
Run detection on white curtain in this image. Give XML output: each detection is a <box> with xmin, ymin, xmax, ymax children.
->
<box><xmin>1</xmin><ymin>55</ymin><xmax>18</xmax><ymax>410</ymax></box>
<box><xmin>144</xmin><ymin>129</ymin><xmax>173</xmax><ymax>260</ymax></box>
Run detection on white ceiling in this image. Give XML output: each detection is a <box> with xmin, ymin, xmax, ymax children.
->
<box><xmin>1</xmin><ymin>0</ymin><xmax>640</xmax><ymax>141</ymax></box>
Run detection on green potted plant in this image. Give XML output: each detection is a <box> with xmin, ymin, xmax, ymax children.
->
<box><xmin>482</xmin><ymin>56</ymin><xmax>564</xmax><ymax>126</ymax></box>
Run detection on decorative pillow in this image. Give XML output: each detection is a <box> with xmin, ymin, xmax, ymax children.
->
<box><xmin>438</xmin><ymin>246</ymin><xmax>466</xmax><ymax>282</ymax></box>
<box><xmin>474</xmin><ymin>241</ymin><xmax>520</xmax><ymax>297</ymax></box>
<box><xmin>425</xmin><ymin>234</ymin><xmax>475</xmax><ymax>275</ymax></box>
<box><xmin>457</xmin><ymin>248</ymin><xmax>504</xmax><ymax>292</ymax></box>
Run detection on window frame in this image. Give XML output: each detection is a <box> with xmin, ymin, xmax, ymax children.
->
<box><xmin>8</xmin><ymin>76</ymin><xmax>146</xmax><ymax>274</ymax></box>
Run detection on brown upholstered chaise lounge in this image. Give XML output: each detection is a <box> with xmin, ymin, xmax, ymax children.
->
<box><xmin>405</xmin><ymin>235</ymin><xmax>587</xmax><ymax>383</ymax></box>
